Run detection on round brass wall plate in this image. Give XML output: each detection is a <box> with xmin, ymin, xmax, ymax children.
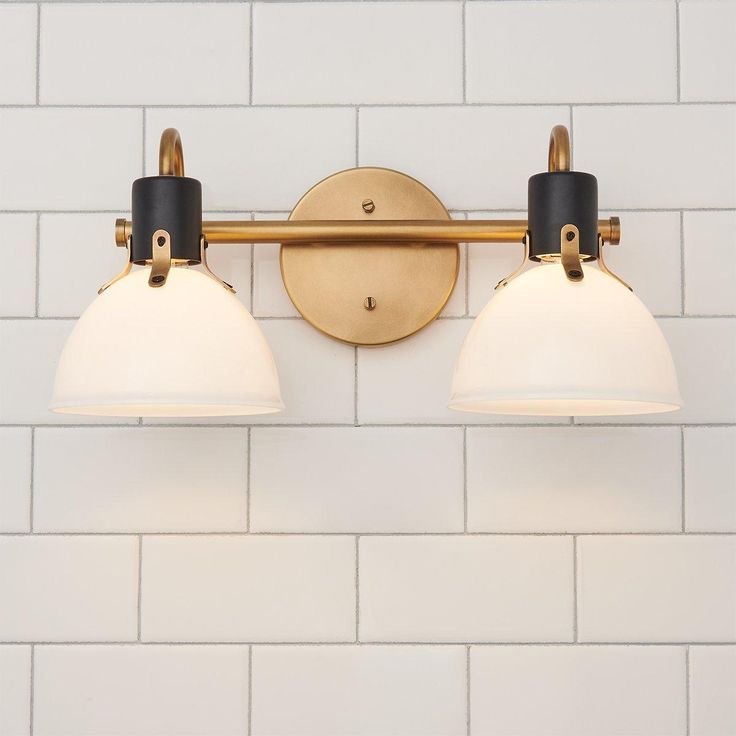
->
<box><xmin>281</xmin><ymin>167</ymin><xmax>459</xmax><ymax>346</ymax></box>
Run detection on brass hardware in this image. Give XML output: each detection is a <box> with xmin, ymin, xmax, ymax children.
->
<box><xmin>159</xmin><ymin>128</ymin><xmax>185</xmax><ymax>177</ymax></box>
<box><xmin>364</xmin><ymin>296</ymin><xmax>377</xmax><ymax>311</ymax></box>
<box><xmin>560</xmin><ymin>224</ymin><xmax>583</xmax><ymax>282</ymax></box>
<box><xmin>200</xmin><ymin>236</ymin><xmax>235</xmax><ymax>293</ymax></box>
<box><xmin>149</xmin><ymin>229</ymin><xmax>172</xmax><ymax>287</ymax></box>
<box><xmin>99</xmin><ymin>235</ymin><xmax>133</xmax><ymax>294</ymax></box>
<box><xmin>115</xmin><ymin>216</ymin><xmax>620</xmax><ymax>248</ymax></box>
<box><xmin>495</xmin><ymin>231</ymin><xmax>531</xmax><ymax>290</ymax></box>
<box><xmin>597</xmin><ymin>234</ymin><xmax>632</xmax><ymax>291</ymax></box>
<box><xmin>605</xmin><ymin>215</ymin><xmax>621</xmax><ymax>246</ymax></box>
<box><xmin>548</xmin><ymin>125</ymin><xmax>571</xmax><ymax>172</ymax></box>
<box><xmin>362</xmin><ymin>199</ymin><xmax>375</xmax><ymax>214</ymax></box>
<box><xmin>281</xmin><ymin>167</ymin><xmax>459</xmax><ymax>346</ymax></box>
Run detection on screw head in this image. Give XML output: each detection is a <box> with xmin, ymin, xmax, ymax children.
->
<box><xmin>569</xmin><ymin>269</ymin><xmax>582</xmax><ymax>278</ymax></box>
<box><xmin>362</xmin><ymin>199</ymin><xmax>375</xmax><ymax>214</ymax></box>
<box><xmin>566</xmin><ymin>231</ymin><xmax>575</xmax><ymax>241</ymax></box>
<box><xmin>151</xmin><ymin>274</ymin><xmax>165</xmax><ymax>284</ymax></box>
<box><xmin>157</xmin><ymin>236</ymin><xmax>166</xmax><ymax>247</ymax></box>
<box><xmin>364</xmin><ymin>296</ymin><xmax>377</xmax><ymax>311</ymax></box>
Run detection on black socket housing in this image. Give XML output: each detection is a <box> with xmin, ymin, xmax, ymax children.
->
<box><xmin>527</xmin><ymin>171</ymin><xmax>598</xmax><ymax>261</ymax></box>
<box><xmin>131</xmin><ymin>176</ymin><xmax>203</xmax><ymax>264</ymax></box>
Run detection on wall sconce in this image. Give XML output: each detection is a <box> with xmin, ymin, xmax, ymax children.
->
<box><xmin>50</xmin><ymin>125</ymin><xmax>681</xmax><ymax>418</ymax></box>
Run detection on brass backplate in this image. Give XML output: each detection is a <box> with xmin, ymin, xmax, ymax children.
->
<box><xmin>281</xmin><ymin>168</ymin><xmax>459</xmax><ymax>346</ymax></box>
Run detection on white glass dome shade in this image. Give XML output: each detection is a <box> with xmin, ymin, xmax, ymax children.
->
<box><xmin>449</xmin><ymin>263</ymin><xmax>682</xmax><ymax>416</ymax></box>
<box><xmin>50</xmin><ymin>267</ymin><xmax>284</xmax><ymax>417</ymax></box>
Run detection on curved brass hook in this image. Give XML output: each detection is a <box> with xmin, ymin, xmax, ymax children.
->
<box><xmin>548</xmin><ymin>125</ymin><xmax>571</xmax><ymax>172</ymax></box>
<box><xmin>159</xmin><ymin>128</ymin><xmax>185</xmax><ymax>176</ymax></box>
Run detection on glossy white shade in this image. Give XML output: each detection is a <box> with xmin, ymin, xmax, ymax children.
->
<box><xmin>50</xmin><ymin>267</ymin><xmax>284</xmax><ymax>417</ymax></box>
<box><xmin>449</xmin><ymin>263</ymin><xmax>682</xmax><ymax>416</ymax></box>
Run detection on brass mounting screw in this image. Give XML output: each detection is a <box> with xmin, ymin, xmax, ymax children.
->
<box><xmin>362</xmin><ymin>199</ymin><xmax>375</xmax><ymax>214</ymax></box>
<box><xmin>364</xmin><ymin>296</ymin><xmax>377</xmax><ymax>311</ymax></box>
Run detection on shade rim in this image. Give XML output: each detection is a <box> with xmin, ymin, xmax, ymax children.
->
<box><xmin>448</xmin><ymin>393</ymin><xmax>683</xmax><ymax>417</ymax></box>
<box><xmin>49</xmin><ymin>397</ymin><xmax>285</xmax><ymax>418</ymax></box>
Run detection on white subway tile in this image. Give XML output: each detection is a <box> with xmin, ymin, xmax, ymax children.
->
<box><xmin>142</xmin><ymin>536</ymin><xmax>355</xmax><ymax>642</ymax></box>
<box><xmin>599</xmin><ymin>211</ymin><xmax>683</xmax><ymax>316</ymax></box>
<box><xmin>0</xmin><ymin>5</ymin><xmax>36</xmax><ymax>103</ymax></box>
<box><xmin>578</xmin><ymin>318</ymin><xmax>736</xmax><ymax>424</ymax></box>
<box><xmin>145</xmin><ymin>109</ymin><xmax>355</xmax><ymax>211</ymax></box>
<box><xmin>34</xmin><ymin>428</ymin><xmax>248</xmax><ymax>533</ymax></box>
<box><xmin>256</xmin><ymin>319</ymin><xmax>355</xmax><ymax>424</ymax></box>
<box><xmin>0</xmin><ymin>428</ymin><xmax>31</xmax><ymax>533</ymax></box>
<box><xmin>360</xmin><ymin>536</ymin><xmax>573</xmax><ymax>642</ymax></box>
<box><xmin>690</xmin><ymin>646</ymin><xmax>736</xmax><ymax>736</ymax></box>
<box><xmin>0</xmin><ymin>109</ymin><xmax>141</xmax><ymax>210</ymax></box>
<box><xmin>574</xmin><ymin>106</ymin><xmax>736</xmax><ymax>208</ymax></box>
<box><xmin>40</xmin><ymin>4</ymin><xmax>249</xmax><ymax>105</ymax></box>
<box><xmin>680</xmin><ymin>0</ymin><xmax>736</xmax><ymax>102</ymax></box>
<box><xmin>0</xmin><ymin>645</ymin><xmax>30</xmax><ymax>736</ymax></box>
<box><xmin>253</xmin><ymin>214</ymin><xmax>299</xmax><ymax>317</ymax></box>
<box><xmin>38</xmin><ymin>214</ymin><xmax>131</xmax><ymax>317</ymax></box>
<box><xmin>251</xmin><ymin>645</ymin><xmax>466</xmax><ymax>736</ymax></box>
<box><xmin>0</xmin><ymin>320</ymin><xmax>136</xmax><ymax>425</ymax></box>
<box><xmin>203</xmin><ymin>211</ymin><xmax>252</xmax><ymax>312</ymax></box>
<box><xmin>254</xmin><ymin>3</ymin><xmax>461</xmax><ymax>104</ymax></box>
<box><xmin>359</xmin><ymin>107</ymin><xmax>569</xmax><ymax>210</ymax></box>
<box><xmin>467</xmin><ymin>1</ymin><xmax>676</xmax><ymax>103</ymax></box>
<box><xmin>357</xmin><ymin>318</ymin><xmax>566</xmax><ymax>424</ymax></box>
<box><xmin>685</xmin><ymin>427</ymin><xmax>736</xmax><ymax>532</ymax></box>
<box><xmin>34</xmin><ymin>645</ymin><xmax>249</xmax><ymax>736</ymax></box>
<box><xmin>250</xmin><ymin>427</ymin><xmax>463</xmax><ymax>533</ymax></box>
<box><xmin>684</xmin><ymin>211</ymin><xmax>736</xmax><ymax>315</ymax></box>
<box><xmin>470</xmin><ymin>645</ymin><xmax>685</xmax><ymax>736</ymax></box>
<box><xmin>467</xmin><ymin>427</ymin><xmax>682</xmax><ymax>533</ymax></box>
<box><xmin>0</xmin><ymin>214</ymin><xmax>36</xmax><ymax>317</ymax></box>
<box><xmin>0</xmin><ymin>536</ymin><xmax>138</xmax><ymax>641</ymax></box>
<box><xmin>578</xmin><ymin>536</ymin><xmax>736</xmax><ymax>642</ymax></box>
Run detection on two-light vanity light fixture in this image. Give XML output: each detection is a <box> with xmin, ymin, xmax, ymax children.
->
<box><xmin>50</xmin><ymin>125</ymin><xmax>682</xmax><ymax>418</ymax></box>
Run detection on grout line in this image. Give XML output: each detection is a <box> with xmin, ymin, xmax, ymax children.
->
<box><xmin>681</xmin><ymin>426</ymin><xmax>687</xmax><ymax>532</ymax></box>
<box><xmin>353</xmin><ymin>347</ymin><xmax>359</xmax><ymax>426</ymax></box>
<box><xmin>141</xmin><ymin>108</ymin><xmax>147</xmax><ymax>177</ymax></box>
<box><xmin>28</xmin><ymin>428</ymin><xmax>35</xmax><ymax>534</ymax></box>
<box><xmin>248</xmin><ymin>1</ymin><xmax>254</xmax><ymax>106</ymax></box>
<box><xmin>5</xmin><ymin>640</ymin><xmax>734</xmax><ymax>647</ymax></box>
<box><xmin>461</xmin><ymin>1</ymin><xmax>467</xmax><ymax>104</ymax></box>
<box><xmin>249</xmin><ymin>211</ymin><xmax>255</xmax><ymax>312</ymax></box>
<box><xmin>680</xmin><ymin>210</ymin><xmax>686</xmax><ymax>316</ymax></box>
<box><xmin>246</xmin><ymin>428</ymin><xmax>252</xmax><ymax>532</ymax></box>
<box><xmin>33</xmin><ymin>213</ymin><xmax>40</xmax><ymax>317</ymax></box>
<box><xmin>247</xmin><ymin>645</ymin><xmax>253</xmax><ymax>736</ymax></box>
<box><xmin>355</xmin><ymin>536</ymin><xmax>360</xmax><ymax>643</ymax></box>
<box><xmin>572</xmin><ymin>536</ymin><xmax>579</xmax><ymax>642</ymax></box>
<box><xmin>466</xmin><ymin>644</ymin><xmax>471</xmax><ymax>736</ymax></box>
<box><xmin>29</xmin><ymin>643</ymin><xmax>34</xmax><ymax>736</ymax></box>
<box><xmin>568</xmin><ymin>105</ymin><xmax>574</xmax><ymax>168</ymax></box>
<box><xmin>137</xmin><ymin>535</ymin><xmax>143</xmax><ymax>641</ymax></box>
<box><xmin>463</xmin><ymin>427</ymin><xmax>468</xmax><ymax>533</ymax></box>
<box><xmin>34</xmin><ymin>3</ymin><xmax>40</xmax><ymax>105</ymax></box>
<box><xmin>685</xmin><ymin>644</ymin><xmax>691</xmax><ymax>735</ymax></box>
<box><xmin>675</xmin><ymin>0</ymin><xmax>682</xmax><ymax>103</ymax></box>
<box><xmin>354</xmin><ymin>107</ymin><xmax>360</xmax><ymax>166</ymax></box>
<box><xmin>3</xmin><ymin>531</ymin><xmax>735</xmax><ymax>538</ymax></box>
<box><xmin>2</xmin><ymin>101</ymin><xmax>735</xmax><ymax>110</ymax></box>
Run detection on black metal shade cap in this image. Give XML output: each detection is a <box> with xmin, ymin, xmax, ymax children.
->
<box><xmin>131</xmin><ymin>176</ymin><xmax>202</xmax><ymax>264</ymax></box>
<box><xmin>528</xmin><ymin>171</ymin><xmax>598</xmax><ymax>261</ymax></box>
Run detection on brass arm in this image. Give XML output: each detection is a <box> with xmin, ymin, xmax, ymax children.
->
<box><xmin>548</xmin><ymin>125</ymin><xmax>571</xmax><ymax>172</ymax></box>
<box><xmin>159</xmin><ymin>128</ymin><xmax>185</xmax><ymax>177</ymax></box>
<box><xmin>115</xmin><ymin>217</ymin><xmax>620</xmax><ymax>247</ymax></box>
